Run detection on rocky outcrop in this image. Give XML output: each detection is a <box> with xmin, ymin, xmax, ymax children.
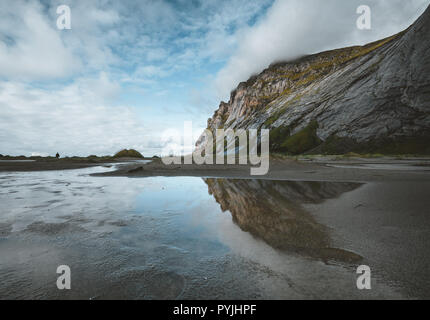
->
<box><xmin>199</xmin><ymin>5</ymin><xmax>430</xmax><ymax>154</ymax></box>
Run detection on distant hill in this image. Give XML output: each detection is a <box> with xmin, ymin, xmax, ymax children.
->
<box><xmin>197</xmin><ymin>5</ymin><xmax>430</xmax><ymax>155</ymax></box>
<box><xmin>113</xmin><ymin>149</ymin><xmax>144</xmax><ymax>158</ymax></box>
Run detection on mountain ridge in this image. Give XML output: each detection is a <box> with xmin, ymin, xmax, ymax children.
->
<box><xmin>198</xmin><ymin>5</ymin><xmax>430</xmax><ymax>155</ymax></box>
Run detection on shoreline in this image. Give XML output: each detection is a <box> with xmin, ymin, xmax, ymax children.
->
<box><xmin>92</xmin><ymin>157</ymin><xmax>430</xmax><ymax>183</ymax></box>
<box><xmin>0</xmin><ymin>157</ymin><xmax>152</xmax><ymax>172</ymax></box>
<box><xmin>1</xmin><ymin>156</ymin><xmax>429</xmax><ymax>183</ymax></box>
<box><xmin>1</xmin><ymin>157</ymin><xmax>430</xmax><ymax>298</ymax></box>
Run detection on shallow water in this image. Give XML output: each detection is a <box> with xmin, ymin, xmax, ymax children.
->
<box><xmin>0</xmin><ymin>160</ymin><xmax>36</xmax><ymax>162</ymax></box>
<box><xmin>0</xmin><ymin>165</ymin><xmax>424</xmax><ymax>299</ymax></box>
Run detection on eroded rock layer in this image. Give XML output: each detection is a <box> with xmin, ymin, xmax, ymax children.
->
<box><xmin>199</xmin><ymin>6</ymin><xmax>430</xmax><ymax>154</ymax></box>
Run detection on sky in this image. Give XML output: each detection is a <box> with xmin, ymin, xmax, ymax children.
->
<box><xmin>0</xmin><ymin>0</ymin><xmax>429</xmax><ymax>157</ymax></box>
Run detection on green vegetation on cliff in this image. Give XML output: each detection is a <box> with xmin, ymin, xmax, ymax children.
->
<box><xmin>270</xmin><ymin>121</ymin><xmax>322</xmax><ymax>155</ymax></box>
<box><xmin>311</xmin><ymin>134</ymin><xmax>430</xmax><ymax>156</ymax></box>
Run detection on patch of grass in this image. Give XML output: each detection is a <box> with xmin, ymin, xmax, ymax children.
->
<box><xmin>295</xmin><ymin>73</ymin><xmax>321</xmax><ymax>87</ymax></box>
<box><xmin>310</xmin><ymin>135</ymin><xmax>355</xmax><ymax>155</ymax></box>
<box><xmin>269</xmin><ymin>126</ymin><xmax>290</xmax><ymax>152</ymax></box>
<box><xmin>374</xmin><ymin>137</ymin><xmax>430</xmax><ymax>155</ymax></box>
<box><xmin>264</xmin><ymin>114</ymin><xmax>279</xmax><ymax>127</ymax></box>
<box><xmin>246</xmin><ymin>31</ymin><xmax>405</xmax><ymax>120</ymax></box>
<box><xmin>113</xmin><ymin>149</ymin><xmax>144</xmax><ymax>158</ymax></box>
<box><xmin>281</xmin><ymin>121</ymin><xmax>322</xmax><ymax>155</ymax></box>
<box><xmin>309</xmin><ymin>134</ymin><xmax>430</xmax><ymax>155</ymax></box>
<box><xmin>269</xmin><ymin>121</ymin><xmax>322</xmax><ymax>155</ymax></box>
<box><xmin>280</xmin><ymin>87</ymin><xmax>292</xmax><ymax>96</ymax></box>
<box><xmin>343</xmin><ymin>33</ymin><xmax>402</xmax><ymax>64</ymax></box>
<box><xmin>265</xmin><ymin>107</ymin><xmax>288</xmax><ymax>127</ymax></box>
<box><xmin>270</xmin><ymin>33</ymin><xmax>402</xmax><ymax>92</ymax></box>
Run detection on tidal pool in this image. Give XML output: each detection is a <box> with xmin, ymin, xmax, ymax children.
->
<box><xmin>0</xmin><ymin>165</ymin><xmax>425</xmax><ymax>299</ymax></box>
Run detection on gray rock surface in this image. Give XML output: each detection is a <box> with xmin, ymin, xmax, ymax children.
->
<box><xmin>198</xmin><ymin>5</ymin><xmax>430</xmax><ymax>154</ymax></box>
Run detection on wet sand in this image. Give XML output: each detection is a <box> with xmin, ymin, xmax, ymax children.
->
<box><xmin>93</xmin><ymin>156</ymin><xmax>430</xmax><ymax>183</ymax></box>
<box><xmin>0</xmin><ymin>158</ymin><xmax>151</xmax><ymax>172</ymax></box>
<box><xmin>305</xmin><ymin>181</ymin><xmax>430</xmax><ymax>299</ymax></box>
<box><xmin>1</xmin><ymin>158</ymin><xmax>430</xmax><ymax>299</ymax></box>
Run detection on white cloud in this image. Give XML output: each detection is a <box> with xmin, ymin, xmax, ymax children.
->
<box><xmin>0</xmin><ymin>74</ymin><xmax>150</xmax><ymax>156</ymax></box>
<box><xmin>0</xmin><ymin>0</ymin><xmax>80</xmax><ymax>80</ymax></box>
<box><xmin>215</xmin><ymin>0</ymin><xmax>430</xmax><ymax>100</ymax></box>
<box><xmin>134</xmin><ymin>65</ymin><xmax>170</xmax><ymax>79</ymax></box>
<box><xmin>3</xmin><ymin>0</ymin><xmax>428</xmax><ymax>157</ymax></box>
<box><xmin>30</xmin><ymin>152</ymin><xmax>49</xmax><ymax>157</ymax></box>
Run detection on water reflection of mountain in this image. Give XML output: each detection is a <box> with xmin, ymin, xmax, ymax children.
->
<box><xmin>204</xmin><ymin>178</ymin><xmax>363</xmax><ymax>263</ymax></box>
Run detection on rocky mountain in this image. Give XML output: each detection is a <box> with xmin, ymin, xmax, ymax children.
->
<box><xmin>199</xmin><ymin>5</ymin><xmax>430</xmax><ymax>155</ymax></box>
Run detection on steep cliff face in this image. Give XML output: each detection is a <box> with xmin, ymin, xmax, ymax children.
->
<box><xmin>200</xmin><ymin>5</ymin><xmax>430</xmax><ymax>154</ymax></box>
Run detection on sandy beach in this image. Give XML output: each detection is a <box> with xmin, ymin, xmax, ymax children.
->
<box><xmin>1</xmin><ymin>0</ymin><xmax>430</xmax><ymax>305</ymax></box>
<box><xmin>0</xmin><ymin>158</ymin><xmax>152</xmax><ymax>172</ymax></box>
<box><xmin>1</xmin><ymin>157</ymin><xmax>430</xmax><ymax>299</ymax></box>
<box><xmin>92</xmin><ymin>156</ymin><xmax>430</xmax><ymax>183</ymax></box>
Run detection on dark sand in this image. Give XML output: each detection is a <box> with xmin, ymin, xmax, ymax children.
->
<box><xmin>305</xmin><ymin>180</ymin><xmax>430</xmax><ymax>299</ymax></box>
<box><xmin>93</xmin><ymin>156</ymin><xmax>430</xmax><ymax>299</ymax></box>
<box><xmin>0</xmin><ymin>158</ymin><xmax>151</xmax><ymax>172</ymax></box>
<box><xmin>3</xmin><ymin>156</ymin><xmax>430</xmax><ymax>183</ymax></box>
<box><xmin>93</xmin><ymin>156</ymin><xmax>430</xmax><ymax>183</ymax></box>
<box><xmin>1</xmin><ymin>156</ymin><xmax>430</xmax><ymax>299</ymax></box>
